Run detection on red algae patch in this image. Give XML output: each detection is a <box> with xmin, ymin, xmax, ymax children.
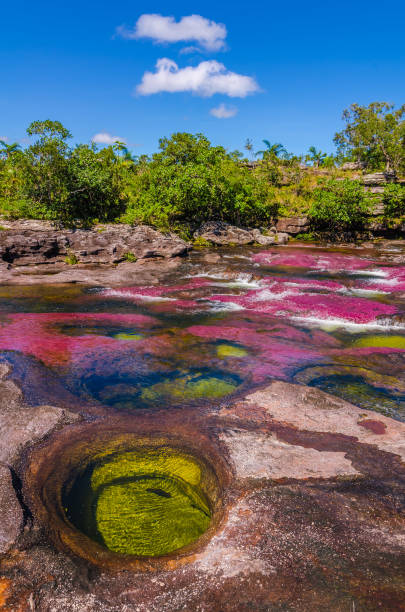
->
<box><xmin>358</xmin><ymin>419</ymin><xmax>387</xmax><ymax>435</ymax></box>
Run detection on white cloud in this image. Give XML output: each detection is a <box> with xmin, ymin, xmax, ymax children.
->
<box><xmin>136</xmin><ymin>59</ymin><xmax>260</xmax><ymax>98</ymax></box>
<box><xmin>0</xmin><ymin>136</ymin><xmax>8</xmax><ymax>141</ymax></box>
<box><xmin>117</xmin><ymin>14</ymin><xmax>227</xmax><ymax>52</ymax></box>
<box><xmin>92</xmin><ymin>132</ymin><xmax>126</xmax><ymax>145</ymax></box>
<box><xmin>210</xmin><ymin>103</ymin><xmax>238</xmax><ymax>118</ymax></box>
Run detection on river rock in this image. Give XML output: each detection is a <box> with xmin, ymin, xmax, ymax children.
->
<box><xmin>276</xmin><ymin>216</ymin><xmax>309</xmax><ymax>235</ymax></box>
<box><xmin>0</xmin><ymin>464</ymin><xmax>24</xmax><ymax>554</ymax></box>
<box><xmin>194</xmin><ymin>221</ymin><xmax>256</xmax><ymax>245</ymax></box>
<box><xmin>0</xmin><ymin>364</ymin><xmax>80</xmax><ymax>466</ymax></box>
<box><xmin>0</xmin><ymin>223</ymin><xmax>190</xmax><ymax>266</ymax></box>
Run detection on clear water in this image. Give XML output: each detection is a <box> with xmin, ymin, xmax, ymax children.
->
<box><xmin>0</xmin><ymin>243</ymin><xmax>404</xmax><ymax>420</ymax></box>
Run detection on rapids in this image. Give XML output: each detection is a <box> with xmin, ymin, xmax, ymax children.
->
<box><xmin>0</xmin><ymin>242</ymin><xmax>404</xmax><ymax>420</ymax></box>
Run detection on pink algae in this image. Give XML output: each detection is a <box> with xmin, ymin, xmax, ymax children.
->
<box><xmin>253</xmin><ymin>251</ymin><xmax>373</xmax><ymax>271</ymax></box>
<box><xmin>210</xmin><ymin>284</ymin><xmax>397</xmax><ymax>324</ymax></box>
<box><xmin>0</xmin><ymin>313</ymin><xmax>157</xmax><ymax>366</ymax></box>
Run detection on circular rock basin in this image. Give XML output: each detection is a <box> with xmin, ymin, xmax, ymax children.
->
<box><xmin>25</xmin><ymin>422</ymin><xmax>227</xmax><ymax>571</ymax></box>
<box><xmin>63</xmin><ymin>447</ymin><xmax>212</xmax><ymax>557</ymax></box>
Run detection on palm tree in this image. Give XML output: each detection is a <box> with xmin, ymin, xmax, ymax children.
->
<box><xmin>305</xmin><ymin>146</ymin><xmax>327</xmax><ymax>168</ymax></box>
<box><xmin>255</xmin><ymin>140</ymin><xmax>287</xmax><ymax>160</ymax></box>
<box><xmin>0</xmin><ymin>140</ymin><xmax>21</xmax><ymax>160</ymax></box>
<box><xmin>244</xmin><ymin>138</ymin><xmax>254</xmax><ymax>159</ymax></box>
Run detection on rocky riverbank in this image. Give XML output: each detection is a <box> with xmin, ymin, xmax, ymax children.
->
<box><xmin>1</xmin><ymin>359</ymin><xmax>405</xmax><ymax>611</ymax></box>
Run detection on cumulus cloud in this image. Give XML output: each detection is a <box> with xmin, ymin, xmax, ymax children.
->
<box><xmin>0</xmin><ymin>136</ymin><xmax>8</xmax><ymax>141</ymax></box>
<box><xmin>136</xmin><ymin>59</ymin><xmax>260</xmax><ymax>98</ymax></box>
<box><xmin>117</xmin><ymin>14</ymin><xmax>227</xmax><ymax>52</ymax></box>
<box><xmin>92</xmin><ymin>132</ymin><xmax>126</xmax><ymax>145</ymax></box>
<box><xmin>210</xmin><ymin>103</ymin><xmax>238</xmax><ymax>118</ymax></box>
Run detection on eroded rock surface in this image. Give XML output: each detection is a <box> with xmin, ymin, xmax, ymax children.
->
<box><xmin>0</xmin><ymin>465</ymin><xmax>23</xmax><ymax>554</ymax></box>
<box><xmin>0</xmin><ymin>363</ymin><xmax>80</xmax><ymax>466</ymax></box>
<box><xmin>0</xmin><ymin>222</ymin><xmax>190</xmax><ymax>266</ymax></box>
<box><xmin>0</xmin><ymin>374</ymin><xmax>404</xmax><ymax>611</ymax></box>
<box><xmin>194</xmin><ymin>221</ymin><xmax>284</xmax><ymax>247</ymax></box>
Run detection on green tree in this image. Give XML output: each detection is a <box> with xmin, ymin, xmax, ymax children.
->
<box><xmin>305</xmin><ymin>146</ymin><xmax>327</xmax><ymax>167</ymax></box>
<box><xmin>0</xmin><ymin>141</ymin><xmax>21</xmax><ymax>160</ymax></box>
<box><xmin>334</xmin><ymin>102</ymin><xmax>405</xmax><ymax>174</ymax></box>
<box><xmin>309</xmin><ymin>179</ymin><xmax>374</xmax><ymax>231</ymax></box>
<box><xmin>20</xmin><ymin>120</ymin><xmax>72</xmax><ymax>220</ymax></box>
<box><xmin>123</xmin><ymin>132</ymin><xmax>277</xmax><ymax>230</ymax></box>
<box><xmin>255</xmin><ymin>140</ymin><xmax>287</xmax><ymax>160</ymax></box>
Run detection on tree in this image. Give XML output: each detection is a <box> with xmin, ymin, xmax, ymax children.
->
<box><xmin>255</xmin><ymin>140</ymin><xmax>287</xmax><ymax>160</ymax></box>
<box><xmin>19</xmin><ymin>120</ymin><xmax>72</xmax><ymax>219</ymax></box>
<box><xmin>309</xmin><ymin>179</ymin><xmax>374</xmax><ymax>231</ymax></box>
<box><xmin>334</xmin><ymin>102</ymin><xmax>405</xmax><ymax>174</ymax></box>
<box><xmin>122</xmin><ymin>132</ymin><xmax>277</xmax><ymax>230</ymax></box>
<box><xmin>305</xmin><ymin>146</ymin><xmax>327</xmax><ymax>167</ymax></box>
<box><xmin>244</xmin><ymin>138</ymin><xmax>254</xmax><ymax>159</ymax></box>
<box><xmin>0</xmin><ymin>141</ymin><xmax>21</xmax><ymax>160</ymax></box>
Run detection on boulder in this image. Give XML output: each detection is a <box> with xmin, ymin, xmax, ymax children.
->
<box><xmin>276</xmin><ymin>217</ymin><xmax>309</xmax><ymax>235</ymax></box>
<box><xmin>251</xmin><ymin>229</ymin><xmax>275</xmax><ymax>246</ymax></box>
<box><xmin>0</xmin><ymin>465</ymin><xmax>24</xmax><ymax>554</ymax></box>
<box><xmin>275</xmin><ymin>232</ymin><xmax>289</xmax><ymax>244</ymax></box>
<box><xmin>341</xmin><ymin>161</ymin><xmax>367</xmax><ymax>171</ymax></box>
<box><xmin>194</xmin><ymin>222</ymin><xmax>255</xmax><ymax>246</ymax></box>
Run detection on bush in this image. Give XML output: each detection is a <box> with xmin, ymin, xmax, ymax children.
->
<box><xmin>122</xmin><ymin>133</ymin><xmax>278</xmax><ymax>231</ymax></box>
<box><xmin>309</xmin><ymin>179</ymin><xmax>373</xmax><ymax>231</ymax></box>
<box><xmin>383</xmin><ymin>183</ymin><xmax>405</xmax><ymax>218</ymax></box>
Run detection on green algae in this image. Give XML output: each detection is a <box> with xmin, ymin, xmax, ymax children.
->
<box><xmin>140</xmin><ymin>372</ymin><xmax>238</xmax><ymax>403</ymax></box>
<box><xmin>114</xmin><ymin>333</ymin><xmax>143</xmax><ymax>341</ymax></box>
<box><xmin>64</xmin><ymin>447</ymin><xmax>212</xmax><ymax>557</ymax></box>
<box><xmin>310</xmin><ymin>374</ymin><xmax>405</xmax><ymax>419</ymax></box>
<box><xmin>353</xmin><ymin>335</ymin><xmax>405</xmax><ymax>350</ymax></box>
<box><xmin>216</xmin><ymin>344</ymin><xmax>248</xmax><ymax>359</ymax></box>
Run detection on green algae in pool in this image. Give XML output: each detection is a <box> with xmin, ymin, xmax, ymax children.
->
<box><xmin>216</xmin><ymin>344</ymin><xmax>248</xmax><ymax>359</ymax></box>
<box><xmin>309</xmin><ymin>374</ymin><xmax>405</xmax><ymax>419</ymax></box>
<box><xmin>140</xmin><ymin>371</ymin><xmax>238</xmax><ymax>402</ymax></box>
<box><xmin>63</xmin><ymin>448</ymin><xmax>212</xmax><ymax>556</ymax></box>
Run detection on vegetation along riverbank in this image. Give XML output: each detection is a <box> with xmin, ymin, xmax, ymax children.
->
<box><xmin>1</xmin><ymin>102</ymin><xmax>404</xmax><ymax>245</ymax></box>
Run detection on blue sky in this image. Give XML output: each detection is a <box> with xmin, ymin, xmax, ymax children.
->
<box><xmin>1</xmin><ymin>0</ymin><xmax>404</xmax><ymax>156</ymax></box>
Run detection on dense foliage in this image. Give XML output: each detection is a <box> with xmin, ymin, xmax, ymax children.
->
<box><xmin>334</xmin><ymin>102</ymin><xmax>405</xmax><ymax>174</ymax></box>
<box><xmin>309</xmin><ymin>179</ymin><xmax>374</xmax><ymax>231</ymax></box>
<box><xmin>0</xmin><ymin>103</ymin><xmax>404</xmax><ymax>232</ymax></box>
<box><xmin>122</xmin><ymin>133</ymin><xmax>277</xmax><ymax>231</ymax></box>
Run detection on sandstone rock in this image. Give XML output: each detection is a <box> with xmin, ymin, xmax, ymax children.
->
<box><xmin>251</xmin><ymin>229</ymin><xmax>275</xmax><ymax>246</ymax></box>
<box><xmin>0</xmin><ymin>365</ymin><xmax>80</xmax><ymax>466</ymax></box>
<box><xmin>238</xmin><ymin>381</ymin><xmax>405</xmax><ymax>461</ymax></box>
<box><xmin>275</xmin><ymin>232</ymin><xmax>289</xmax><ymax>244</ymax></box>
<box><xmin>194</xmin><ymin>221</ymin><xmax>255</xmax><ymax>246</ymax></box>
<box><xmin>341</xmin><ymin>161</ymin><xmax>367</xmax><ymax>171</ymax></box>
<box><xmin>220</xmin><ymin>429</ymin><xmax>360</xmax><ymax>480</ymax></box>
<box><xmin>0</xmin><ymin>223</ymin><xmax>190</xmax><ymax>266</ymax></box>
<box><xmin>0</xmin><ymin>464</ymin><xmax>24</xmax><ymax>554</ymax></box>
<box><xmin>363</xmin><ymin>172</ymin><xmax>396</xmax><ymax>186</ymax></box>
<box><xmin>276</xmin><ymin>217</ymin><xmax>309</xmax><ymax>235</ymax></box>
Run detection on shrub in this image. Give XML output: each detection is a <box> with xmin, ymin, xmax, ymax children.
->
<box><xmin>383</xmin><ymin>183</ymin><xmax>405</xmax><ymax>218</ymax></box>
<box><xmin>309</xmin><ymin>179</ymin><xmax>374</xmax><ymax>231</ymax></box>
<box><xmin>122</xmin><ymin>133</ymin><xmax>278</xmax><ymax>231</ymax></box>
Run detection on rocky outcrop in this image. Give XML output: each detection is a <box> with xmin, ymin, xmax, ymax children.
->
<box><xmin>194</xmin><ymin>221</ymin><xmax>284</xmax><ymax>246</ymax></box>
<box><xmin>363</xmin><ymin>172</ymin><xmax>396</xmax><ymax>186</ymax></box>
<box><xmin>0</xmin><ymin>363</ymin><xmax>80</xmax><ymax>466</ymax></box>
<box><xmin>341</xmin><ymin>161</ymin><xmax>367</xmax><ymax>171</ymax></box>
<box><xmin>276</xmin><ymin>216</ymin><xmax>309</xmax><ymax>235</ymax></box>
<box><xmin>0</xmin><ymin>223</ymin><xmax>190</xmax><ymax>266</ymax></box>
<box><xmin>0</xmin><ymin>465</ymin><xmax>24</xmax><ymax>554</ymax></box>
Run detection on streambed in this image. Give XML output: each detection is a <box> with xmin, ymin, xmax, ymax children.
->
<box><xmin>0</xmin><ymin>242</ymin><xmax>404</xmax><ymax>420</ymax></box>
